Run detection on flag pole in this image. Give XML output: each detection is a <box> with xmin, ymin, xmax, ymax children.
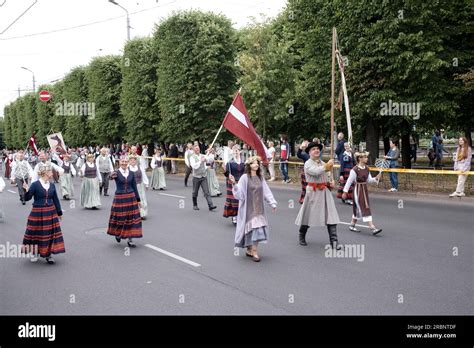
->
<box><xmin>208</xmin><ymin>124</ymin><xmax>224</xmax><ymax>150</ymax></box>
<box><xmin>330</xmin><ymin>27</ymin><xmax>336</xmax><ymax>180</ymax></box>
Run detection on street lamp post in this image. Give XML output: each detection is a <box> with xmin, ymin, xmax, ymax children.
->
<box><xmin>108</xmin><ymin>0</ymin><xmax>130</xmax><ymax>41</ymax></box>
<box><xmin>21</xmin><ymin>66</ymin><xmax>35</xmax><ymax>92</ymax></box>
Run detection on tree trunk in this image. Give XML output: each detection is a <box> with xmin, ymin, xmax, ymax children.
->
<box><xmin>464</xmin><ymin>126</ymin><xmax>472</xmax><ymax>147</ymax></box>
<box><xmin>381</xmin><ymin>125</ymin><xmax>390</xmax><ymax>155</ymax></box>
<box><xmin>365</xmin><ymin>118</ymin><xmax>379</xmax><ymax>165</ymax></box>
<box><xmin>401</xmin><ymin>120</ymin><xmax>411</xmax><ymax>169</ymax></box>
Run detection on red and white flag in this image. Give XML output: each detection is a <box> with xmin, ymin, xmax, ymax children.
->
<box><xmin>222</xmin><ymin>92</ymin><xmax>268</xmax><ymax>163</ymax></box>
<box><xmin>28</xmin><ymin>133</ymin><xmax>39</xmax><ymax>155</ymax></box>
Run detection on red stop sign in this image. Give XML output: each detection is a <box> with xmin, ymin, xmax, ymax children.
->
<box><xmin>39</xmin><ymin>90</ymin><xmax>51</xmax><ymax>102</ymax></box>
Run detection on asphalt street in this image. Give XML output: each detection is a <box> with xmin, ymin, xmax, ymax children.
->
<box><xmin>0</xmin><ymin>171</ymin><xmax>472</xmax><ymax>315</ymax></box>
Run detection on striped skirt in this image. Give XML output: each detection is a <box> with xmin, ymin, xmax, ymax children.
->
<box><xmin>22</xmin><ymin>204</ymin><xmax>65</xmax><ymax>257</ymax></box>
<box><xmin>337</xmin><ymin>167</ymin><xmax>353</xmax><ymax>199</ymax></box>
<box><xmin>107</xmin><ymin>192</ymin><xmax>142</xmax><ymax>239</ymax></box>
<box><xmin>223</xmin><ymin>179</ymin><xmax>239</xmax><ymax>217</ymax></box>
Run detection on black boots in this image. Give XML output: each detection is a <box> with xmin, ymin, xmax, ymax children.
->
<box><xmin>193</xmin><ymin>197</ymin><xmax>199</xmax><ymax>210</ymax></box>
<box><xmin>327</xmin><ymin>224</ymin><xmax>342</xmax><ymax>250</ymax></box>
<box><xmin>298</xmin><ymin>224</ymin><xmax>342</xmax><ymax>249</ymax></box>
<box><xmin>299</xmin><ymin>225</ymin><xmax>308</xmax><ymax>246</ymax></box>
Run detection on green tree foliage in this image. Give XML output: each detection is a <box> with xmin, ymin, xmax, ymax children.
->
<box><xmin>121</xmin><ymin>37</ymin><xmax>159</xmax><ymax>144</ymax></box>
<box><xmin>23</xmin><ymin>93</ymin><xmax>37</xmax><ymax>141</ymax></box>
<box><xmin>153</xmin><ymin>10</ymin><xmax>237</xmax><ymax>142</ymax></box>
<box><xmin>0</xmin><ymin>116</ymin><xmax>4</xmax><ymax>148</ymax></box>
<box><xmin>49</xmin><ymin>81</ymin><xmax>66</xmax><ymax>136</ymax></box>
<box><xmin>63</xmin><ymin>66</ymin><xmax>90</xmax><ymax>147</ymax></box>
<box><xmin>85</xmin><ymin>55</ymin><xmax>123</xmax><ymax>144</ymax></box>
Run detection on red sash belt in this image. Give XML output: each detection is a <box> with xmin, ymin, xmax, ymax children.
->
<box><xmin>308</xmin><ymin>182</ymin><xmax>328</xmax><ymax>190</ymax></box>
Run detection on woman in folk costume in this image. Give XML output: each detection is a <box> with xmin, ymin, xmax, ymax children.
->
<box><xmin>107</xmin><ymin>156</ymin><xmax>142</xmax><ymax>248</ymax></box>
<box><xmin>79</xmin><ymin>154</ymin><xmax>102</xmax><ymax>209</ymax></box>
<box><xmin>4</xmin><ymin>152</ymin><xmax>13</xmax><ymax>179</ymax></box>
<box><xmin>230</xmin><ymin>156</ymin><xmax>277</xmax><ymax>262</ymax></box>
<box><xmin>57</xmin><ymin>153</ymin><xmax>76</xmax><ymax>200</ymax></box>
<box><xmin>22</xmin><ymin>163</ymin><xmax>65</xmax><ymax>264</ymax></box>
<box><xmin>150</xmin><ymin>148</ymin><xmax>166</xmax><ymax>190</ymax></box>
<box><xmin>129</xmin><ymin>155</ymin><xmax>149</xmax><ymax>219</ymax></box>
<box><xmin>343</xmin><ymin>151</ymin><xmax>382</xmax><ymax>235</ymax></box>
<box><xmin>0</xmin><ymin>176</ymin><xmax>5</xmax><ymax>220</ymax></box>
<box><xmin>295</xmin><ymin>142</ymin><xmax>342</xmax><ymax>250</ymax></box>
<box><xmin>206</xmin><ymin>147</ymin><xmax>222</xmax><ymax>197</ymax></box>
<box><xmin>336</xmin><ymin>142</ymin><xmax>355</xmax><ymax>205</ymax></box>
<box><xmin>222</xmin><ymin>144</ymin><xmax>245</xmax><ymax>225</ymax></box>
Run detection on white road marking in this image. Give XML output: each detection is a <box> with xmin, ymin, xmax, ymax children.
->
<box><xmin>145</xmin><ymin>244</ymin><xmax>201</xmax><ymax>267</ymax></box>
<box><xmin>339</xmin><ymin>221</ymin><xmax>372</xmax><ymax>229</ymax></box>
<box><xmin>7</xmin><ymin>190</ymin><xmax>16</xmax><ymax>194</ymax></box>
<box><xmin>159</xmin><ymin>193</ymin><xmax>185</xmax><ymax>199</ymax></box>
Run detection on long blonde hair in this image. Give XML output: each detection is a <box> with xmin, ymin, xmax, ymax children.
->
<box><xmin>457</xmin><ymin>137</ymin><xmax>470</xmax><ymax>161</ymax></box>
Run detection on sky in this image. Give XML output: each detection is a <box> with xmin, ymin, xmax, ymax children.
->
<box><xmin>0</xmin><ymin>0</ymin><xmax>288</xmax><ymax>118</ymax></box>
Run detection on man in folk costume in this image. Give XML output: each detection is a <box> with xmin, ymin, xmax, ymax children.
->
<box><xmin>295</xmin><ymin>142</ymin><xmax>342</xmax><ymax>250</ymax></box>
<box><xmin>96</xmin><ymin>147</ymin><xmax>114</xmax><ymax>196</ymax></box>
<box><xmin>336</xmin><ymin>142</ymin><xmax>355</xmax><ymax>205</ymax></box>
<box><xmin>189</xmin><ymin>145</ymin><xmax>217</xmax><ymax>211</ymax></box>
<box><xmin>10</xmin><ymin>150</ymin><xmax>34</xmax><ymax>205</ymax></box>
<box><xmin>129</xmin><ymin>155</ymin><xmax>149</xmax><ymax>219</ymax></box>
<box><xmin>222</xmin><ymin>144</ymin><xmax>245</xmax><ymax>225</ymax></box>
<box><xmin>32</xmin><ymin>151</ymin><xmax>64</xmax><ymax>182</ymax></box>
<box><xmin>56</xmin><ymin>153</ymin><xmax>76</xmax><ymax>200</ymax></box>
<box><xmin>107</xmin><ymin>156</ymin><xmax>142</xmax><ymax>248</ymax></box>
<box><xmin>343</xmin><ymin>151</ymin><xmax>382</xmax><ymax>235</ymax></box>
<box><xmin>183</xmin><ymin>142</ymin><xmax>194</xmax><ymax>187</ymax></box>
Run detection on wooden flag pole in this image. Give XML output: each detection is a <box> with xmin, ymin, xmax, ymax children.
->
<box><xmin>208</xmin><ymin>124</ymin><xmax>224</xmax><ymax>151</ymax></box>
<box><xmin>329</xmin><ymin>27</ymin><xmax>337</xmax><ymax>180</ymax></box>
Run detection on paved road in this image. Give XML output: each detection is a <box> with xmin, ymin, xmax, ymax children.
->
<box><xmin>0</xmin><ymin>172</ymin><xmax>472</xmax><ymax>315</ymax></box>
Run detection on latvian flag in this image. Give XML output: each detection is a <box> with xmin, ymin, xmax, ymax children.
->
<box><xmin>222</xmin><ymin>91</ymin><xmax>268</xmax><ymax>164</ymax></box>
<box><xmin>28</xmin><ymin>134</ymin><xmax>39</xmax><ymax>155</ymax></box>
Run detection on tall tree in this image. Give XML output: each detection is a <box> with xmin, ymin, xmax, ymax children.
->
<box><xmin>85</xmin><ymin>55</ymin><xmax>123</xmax><ymax>144</ymax></box>
<box><xmin>153</xmin><ymin>10</ymin><xmax>237</xmax><ymax>142</ymax></box>
<box><xmin>121</xmin><ymin>37</ymin><xmax>160</xmax><ymax>144</ymax></box>
<box><xmin>63</xmin><ymin>66</ymin><xmax>90</xmax><ymax>147</ymax></box>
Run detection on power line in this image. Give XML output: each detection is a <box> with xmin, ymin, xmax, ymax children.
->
<box><xmin>0</xmin><ymin>0</ymin><xmax>38</xmax><ymax>35</ymax></box>
<box><xmin>0</xmin><ymin>0</ymin><xmax>177</xmax><ymax>41</ymax></box>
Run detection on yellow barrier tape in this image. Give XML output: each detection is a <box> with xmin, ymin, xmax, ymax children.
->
<box><xmin>138</xmin><ymin>156</ymin><xmax>473</xmax><ymax>175</ymax></box>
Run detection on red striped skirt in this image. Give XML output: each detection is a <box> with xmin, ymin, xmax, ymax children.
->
<box><xmin>107</xmin><ymin>192</ymin><xmax>142</xmax><ymax>239</ymax></box>
<box><xmin>337</xmin><ymin>167</ymin><xmax>354</xmax><ymax>199</ymax></box>
<box><xmin>223</xmin><ymin>179</ymin><xmax>239</xmax><ymax>217</ymax></box>
<box><xmin>23</xmin><ymin>204</ymin><xmax>65</xmax><ymax>257</ymax></box>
